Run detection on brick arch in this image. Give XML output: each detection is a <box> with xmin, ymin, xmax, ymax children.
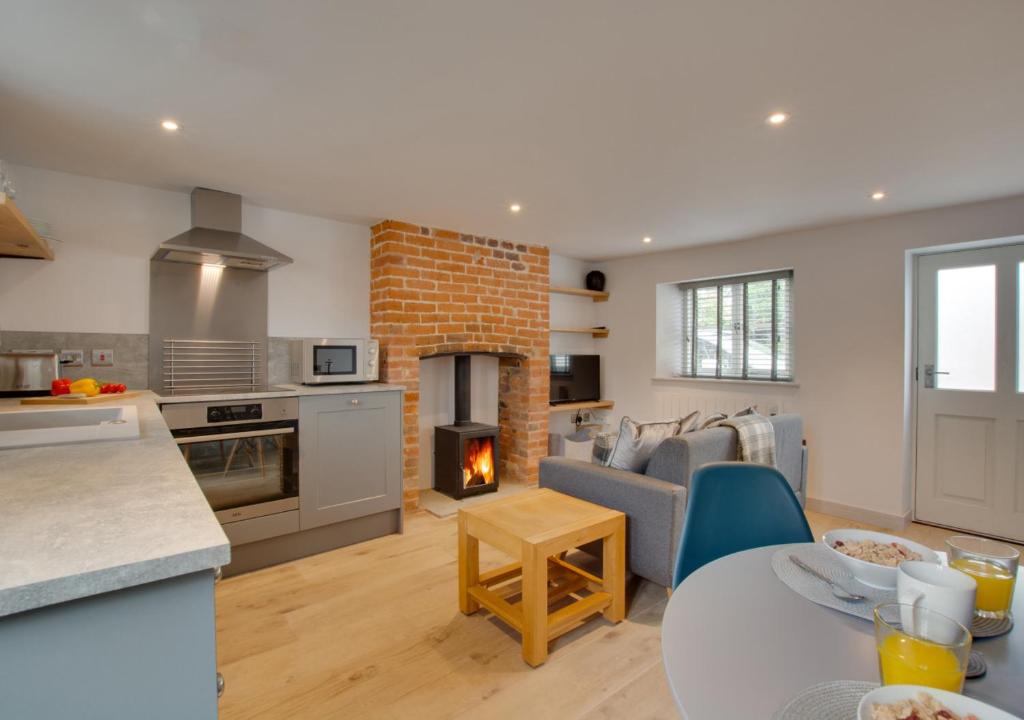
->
<box><xmin>369</xmin><ymin>221</ymin><xmax>550</xmax><ymax>508</ymax></box>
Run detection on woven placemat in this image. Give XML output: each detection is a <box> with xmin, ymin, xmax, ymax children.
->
<box><xmin>771</xmin><ymin>680</ymin><xmax>878</xmax><ymax>720</ymax></box>
<box><xmin>972</xmin><ymin>614</ymin><xmax>1014</xmax><ymax>639</ymax></box>
<box><xmin>772</xmin><ymin>544</ymin><xmax>894</xmax><ymax>620</ymax></box>
<box><xmin>967</xmin><ymin>650</ymin><xmax>988</xmax><ymax>678</ymax></box>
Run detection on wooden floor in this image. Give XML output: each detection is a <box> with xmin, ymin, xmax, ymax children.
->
<box><xmin>215</xmin><ymin>506</ymin><xmax>1018</xmax><ymax>720</ymax></box>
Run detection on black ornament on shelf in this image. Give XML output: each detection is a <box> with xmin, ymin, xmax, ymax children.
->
<box><xmin>585</xmin><ymin>271</ymin><xmax>606</xmax><ymax>292</ymax></box>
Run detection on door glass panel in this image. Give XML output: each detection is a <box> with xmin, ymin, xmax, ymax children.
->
<box><xmin>178</xmin><ymin>430</ymin><xmax>298</xmax><ymax>511</ymax></box>
<box><xmin>936</xmin><ymin>264</ymin><xmax>995</xmax><ymax>391</ymax></box>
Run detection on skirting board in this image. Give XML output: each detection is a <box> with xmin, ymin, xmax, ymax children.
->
<box><xmin>805</xmin><ymin>497</ymin><xmax>911</xmax><ymax>531</ymax></box>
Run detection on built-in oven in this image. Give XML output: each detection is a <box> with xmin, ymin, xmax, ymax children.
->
<box><xmin>290</xmin><ymin>337</ymin><xmax>379</xmax><ymax>384</ymax></box>
<box><xmin>161</xmin><ymin>397</ymin><xmax>299</xmax><ymax>524</ymax></box>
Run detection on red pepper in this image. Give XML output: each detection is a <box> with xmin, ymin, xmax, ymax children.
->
<box><xmin>117</xmin><ymin>383</ymin><xmax>127</xmax><ymax>393</ymax></box>
<box><xmin>51</xmin><ymin>378</ymin><xmax>72</xmax><ymax>396</ymax></box>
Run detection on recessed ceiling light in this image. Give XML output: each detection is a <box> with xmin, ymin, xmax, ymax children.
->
<box><xmin>509</xmin><ymin>203</ymin><xmax>521</xmax><ymax>213</ymax></box>
<box><xmin>766</xmin><ymin>112</ymin><xmax>790</xmax><ymax>126</ymax></box>
<box><xmin>871</xmin><ymin>191</ymin><xmax>886</xmax><ymax>201</ymax></box>
<box><xmin>643</xmin><ymin>236</ymin><xmax>652</xmax><ymax>244</ymax></box>
<box><xmin>161</xmin><ymin>119</ymin><xmax>180</xmax><ymax>131</ymax></box>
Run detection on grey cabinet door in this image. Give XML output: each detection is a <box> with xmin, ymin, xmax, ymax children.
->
<box><xmin>299</xmin><ymin>391</ymin><xmax>402</xmax><ymax>530</ymax></box>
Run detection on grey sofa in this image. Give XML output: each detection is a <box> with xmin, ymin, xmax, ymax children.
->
<box><xmin>539</xmin><ymin>414</ymin><xmax>807</xmax><ymax>588</ymax></box>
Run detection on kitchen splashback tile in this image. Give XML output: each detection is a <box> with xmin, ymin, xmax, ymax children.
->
<box><xmin>268</xmin><ymin>337</ymin><xmax>297</xmax><ymax>385</ymax></box>
<box><xmin>0</xmin><ymin>330</ymin><xmax>149</xmax><ymax>390</ymax></box>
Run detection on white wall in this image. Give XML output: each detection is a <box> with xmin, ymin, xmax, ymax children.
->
<box><xmin>595</xmin><ymin>193</ymin><xmax>1024</xmax><ymax>525</ymax></box>
<box><xmin>548</xmin><ymin>253</ymin><xmax>610</xmax><ymax>436</ymax></box>
<box><xmin>0</xmin><ymin>164</ymin><xmax>370</xmax><ymax>337</ymax></box>
<box><xmin>549</xmin><ymin>253</ymin><xmax>600</xmax><ymax>355</ymax></box>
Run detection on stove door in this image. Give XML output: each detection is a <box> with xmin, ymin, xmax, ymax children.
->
<box><xmin>174</xmin><ymin>423</ymin><xmax>298</xmax><ymax>523</ymax></box>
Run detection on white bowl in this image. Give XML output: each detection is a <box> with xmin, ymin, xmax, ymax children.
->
<box><xmin>858</xmin><ymin>684</ymin><xmax>1022</xmax><ymax>720</ymax></box>
<box><xmin>822</xmin><ymin>529</ymin><xmax>940</xmax><ymax>589</ymax></box>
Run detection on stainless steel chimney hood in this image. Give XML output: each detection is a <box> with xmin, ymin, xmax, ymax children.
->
<box><xmin>152</xmin><ymin>188</ymin><xmax>293</xmax><ymax>271</ymax></box>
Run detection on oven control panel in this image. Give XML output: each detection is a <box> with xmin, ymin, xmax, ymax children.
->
<box><xmin>207</xmin><ymin>404</ymin><xmax>263</xmax><ymax>423</ymax></box>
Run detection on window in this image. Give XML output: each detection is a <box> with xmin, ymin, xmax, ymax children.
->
<box><xmin>675</xmin><ymin>270</ymin><xmax>794</xmax><ymax>381</ymax></box>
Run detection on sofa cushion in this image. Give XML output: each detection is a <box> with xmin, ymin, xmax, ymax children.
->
<box><xmin>606</xmin><ymin>413</ymin><xmax>699</xmax><ymax>473</ymax></box>
<box><xmin>591</xmin><ymin>432</ymin><xmax>617</xmax><ymax>466</ymax></box>
<box><xmin>698</xmin><ymin>412</ymin><xmax>727</xmax><ymax>430</ymax></box>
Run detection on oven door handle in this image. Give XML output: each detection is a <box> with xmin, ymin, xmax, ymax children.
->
<box><xmin>175</xmin><ymin>427</ymin><xmax>295</xmax><ymax>445</ymax></box>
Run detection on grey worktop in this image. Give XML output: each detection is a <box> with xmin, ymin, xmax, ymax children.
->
<box><xmin>155</xmin><ymin>382</ymin><xmax>405</xmax><ymax>404</ymax></box>
<box><xmin>0</xmin><ymin>393</ymin><xmax>230</xmax><ymax>618</ymax></box>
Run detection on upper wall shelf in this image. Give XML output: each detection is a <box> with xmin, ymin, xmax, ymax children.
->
<box><xmin>549</xmin><ymin>400</ymin><xmax>615</xmax><ymax>412</ymax></box>
<box><xmin>0</xmin><ymin>193</ymin><xmax>53</xmax><ymax>260</ymax></box>
<box><xmin>549</xmin><ymin>285</ymin><xmax>609</xmax><ymax>302</ymax></box>
<box><xmin>551</xmin><ymin>327</ymin><xmax>609</xmax><ymax>338</ymax></box>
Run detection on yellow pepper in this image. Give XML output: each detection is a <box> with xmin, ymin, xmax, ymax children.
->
<box><xmin>69</xmin><ymin>378</ymin><xmax>101</xmax><ymax>397</ymax></box>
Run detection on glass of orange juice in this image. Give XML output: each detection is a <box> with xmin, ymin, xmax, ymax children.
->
<box><xmin>946</xmin><ymin>535</ymin><xmax>1019</xmax><ymax>620</ymax></box>
<box><xmin>873</xmin><ymin>603</ymin><xmax>971</xmax><ymax>692</ymax></box>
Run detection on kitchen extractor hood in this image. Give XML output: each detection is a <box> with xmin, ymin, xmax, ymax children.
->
<box><xmin>152</xmin><ymin>188</ymin><xmax>292</xmax><ymax>271</ymax></box>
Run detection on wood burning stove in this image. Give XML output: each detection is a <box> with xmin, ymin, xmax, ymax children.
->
<box><xmin>434</xmin><ymin>354</ymin><xmax>499</xmax><ymax>499</ymax></box>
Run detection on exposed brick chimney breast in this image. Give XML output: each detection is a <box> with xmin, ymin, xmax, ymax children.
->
<box><xmin>369</xmin><ymin>221</ymin><xmax>550</xmax><ymax>508</ymax></box>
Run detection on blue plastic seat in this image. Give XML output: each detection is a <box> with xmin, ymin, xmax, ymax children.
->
<box><xmin>672</xmin><ymin>462</ymin><xmax>813</xmax><ymax>589</ymax></box>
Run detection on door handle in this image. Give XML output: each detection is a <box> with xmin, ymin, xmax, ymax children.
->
<box><xmin>923</xmin><ymin>364</ymin><xmax>950</xmax><ymax>389</ymax></box>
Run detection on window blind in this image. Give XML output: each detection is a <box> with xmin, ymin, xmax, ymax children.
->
<box><xmin>675</xmin><ymin>270</ymin><xmax>794</xmax><ymax>381</ymax></box>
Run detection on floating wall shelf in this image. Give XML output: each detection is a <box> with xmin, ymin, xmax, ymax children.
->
<box><xmin>549</xmin><ymin>285</ymin><xmax>609</xmax><ymax>302</ymax></box>
<box><xmin>0</xmin><ymin>193</ymin><xmax>53</xmax><ymax>260</ymax></box>
<box><xmin>549</xmin><ymin>400</ymin><xmax>615</xmax><ymax>412</ymax></box>
<box><xmin>551</xmin><ymin>327</ymin><xmax>609</xmax><ymax>338</ymax></box>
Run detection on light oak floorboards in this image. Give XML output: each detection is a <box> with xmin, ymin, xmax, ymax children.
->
<box><xmin>215</xmin><ymin>508</ymin><xmax>1018</xmax><ymax>719</ymax></box>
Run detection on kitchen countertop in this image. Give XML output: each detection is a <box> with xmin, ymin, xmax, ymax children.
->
<box><xmin>155</xmin><ymin>382</ymin><xmax>405</xmax><ymax>404</ymax></box>
<box><xmin>0</xmin><ymin>392</ymin><xmax>230</xmax><ymax>618</ymax></box>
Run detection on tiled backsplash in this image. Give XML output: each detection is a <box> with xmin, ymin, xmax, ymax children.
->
<box><xmin>267</xmin><ymin>337</ymin><xmax>296</xmax><ymax>386</ymax></box>
<box><xmin>1</xmin><ymin>332</ymin><xmax>298</xmax><ymax>390</ymax></box>
<box><xmin>0</xmin><ymin>331</ymin><xmax>149</xmax><ymax>390</ymax></box>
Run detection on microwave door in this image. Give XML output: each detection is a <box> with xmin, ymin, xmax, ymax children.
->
<box><xmin>313</xmin><ymin>345</ymin><xmax>358</xmax><ymax>376</ymax></box>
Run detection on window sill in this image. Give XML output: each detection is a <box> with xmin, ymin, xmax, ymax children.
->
<box><xmin>651</xmin><ymin>376</ymin><xmax>800</xmax><ymax>389</ymax></box>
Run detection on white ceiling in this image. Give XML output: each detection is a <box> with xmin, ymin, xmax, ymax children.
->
<box><xmin>2</xmin><ymin>1</ymin><xmax>1023</xmax><ymax>260</ymax></box>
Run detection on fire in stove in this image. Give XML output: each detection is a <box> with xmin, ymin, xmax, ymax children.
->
<box><xmin>463</xmin><ymin>437</ymin><xmax>495</xmax><ymax>488</ymax></box>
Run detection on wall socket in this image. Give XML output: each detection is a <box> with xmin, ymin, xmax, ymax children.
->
<box><xmin>59</xmin><ymin>349</ymin><xmax>84</xmax><ymax>367</ymax></box>
<box><xmin>91</xmin><ymin>349</ymin><xmax>114</xmax><ymax>366</ymax></box>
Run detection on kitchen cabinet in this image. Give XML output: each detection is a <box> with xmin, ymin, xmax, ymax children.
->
<box><xmin>0</xmin><ymin>571</ymin><xmax>218</xmax><ymax>719</ymax></box>
<box><xmin>298</xmin><ymin>390</ymin><xmax>402</xmax><ymax>530</ymax></box>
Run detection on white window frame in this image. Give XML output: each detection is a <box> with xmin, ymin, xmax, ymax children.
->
<box><xmin>673</xmin><ymin>269</ymin><xmax>795</xmax><ymax>382</ymax></box>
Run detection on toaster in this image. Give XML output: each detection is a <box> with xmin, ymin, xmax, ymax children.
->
<box><xmin>0</xmin><ymin>351</ymin><xmax>60</xmax><ymax>394</ymax></box>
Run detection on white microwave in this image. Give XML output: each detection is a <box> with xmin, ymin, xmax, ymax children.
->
<box><xmin>291</xmin><ymin>338</ymin><xmax>379</xmax><ymax>385</ymax></box>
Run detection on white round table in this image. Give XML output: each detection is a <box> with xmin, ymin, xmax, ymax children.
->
<box><xmin>661</xmin><ymin>543</ymin><xmax>1024</xmax><ymax>719</ymax></box>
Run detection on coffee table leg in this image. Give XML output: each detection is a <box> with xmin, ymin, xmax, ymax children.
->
<box><xmin>458</xmin><ymin>511</ymin><xmax>479</xmax><ymax>614</ymax></box>
<box><xmin>521</xmin><ymin>543</ymin><xmax>549</xmax><ymax>666</ymax></box>
<box><xmin>603</xmin><ymin>520</ymin><xmax>626</xmax><ymax>622</ymax></box>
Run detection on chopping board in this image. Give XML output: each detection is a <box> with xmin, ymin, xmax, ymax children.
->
<box><xmin>21</xmin><ymin>391</ymin><xmax>145</xmax><ymax>405</ymax></box>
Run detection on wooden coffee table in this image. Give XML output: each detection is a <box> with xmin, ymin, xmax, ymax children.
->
<box><xmin>457</xmin><ymin>488</ymin><xmax>626</xmax><ymax>666</ymax></box>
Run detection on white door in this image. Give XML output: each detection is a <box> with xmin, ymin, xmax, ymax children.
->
<box><xmin>916</xmin><ymin>245</ymin><xmax>1024</xmax><ymax>542</ymax></box>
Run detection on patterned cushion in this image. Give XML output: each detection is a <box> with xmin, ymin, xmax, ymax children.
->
<box><xmin>591</xmin><ymin>432</ymin><xmax>617</xmax><ymax>466</ymax></box>
<box><xmin>605</xmin><ymin>412</ymin><xmax>699</xmax><ymax>473</ymax></box>
<box><xmin>699</xmin><ymin>412</ymin><xmax>728</xmax><ymax>430</ymax></box>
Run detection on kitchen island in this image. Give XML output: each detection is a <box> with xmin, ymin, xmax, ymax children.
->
<box><xmin>0</xmin><ymin>392</ymin><xmax>230</xmax><ymax>719</ymax></box>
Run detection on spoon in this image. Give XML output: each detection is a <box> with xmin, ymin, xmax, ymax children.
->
<box><xmin>789</xmin><ymin>554</ymin><xmax>866</xmax><ymax>601</ymax></box>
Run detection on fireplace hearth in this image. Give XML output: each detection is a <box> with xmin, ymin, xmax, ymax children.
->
<box><xmin>434</xmin><ymin>354</ymin><xmax>500</xmax><ymax>499</ymax></box>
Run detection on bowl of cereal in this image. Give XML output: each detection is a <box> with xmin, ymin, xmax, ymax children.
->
<box><xmin>858</xmin><ymin>685</ymin><xmax>1021</xmax><ymax>720</ymax></box>
<box><xmin>823</xmin><ymin>529</ymin><xmax>939</xmax><ymax>589</ymax></box>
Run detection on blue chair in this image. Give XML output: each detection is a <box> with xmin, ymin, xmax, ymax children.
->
<box><xmin>672</xmin><ymin>462</ymin><xmax>813</xmax><ymax>589</ymax></box>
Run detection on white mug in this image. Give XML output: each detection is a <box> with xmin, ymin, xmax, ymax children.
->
<box><xmin>897</xmin><ymin>561</ymin><xmax>977</xmax><ymax>636</ymax></box>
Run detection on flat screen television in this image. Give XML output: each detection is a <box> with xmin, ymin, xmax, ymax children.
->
<box><xmin>549</xmin><ymin>354</ymin><xmax>600</xmax><ymax>404</ymax></box>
